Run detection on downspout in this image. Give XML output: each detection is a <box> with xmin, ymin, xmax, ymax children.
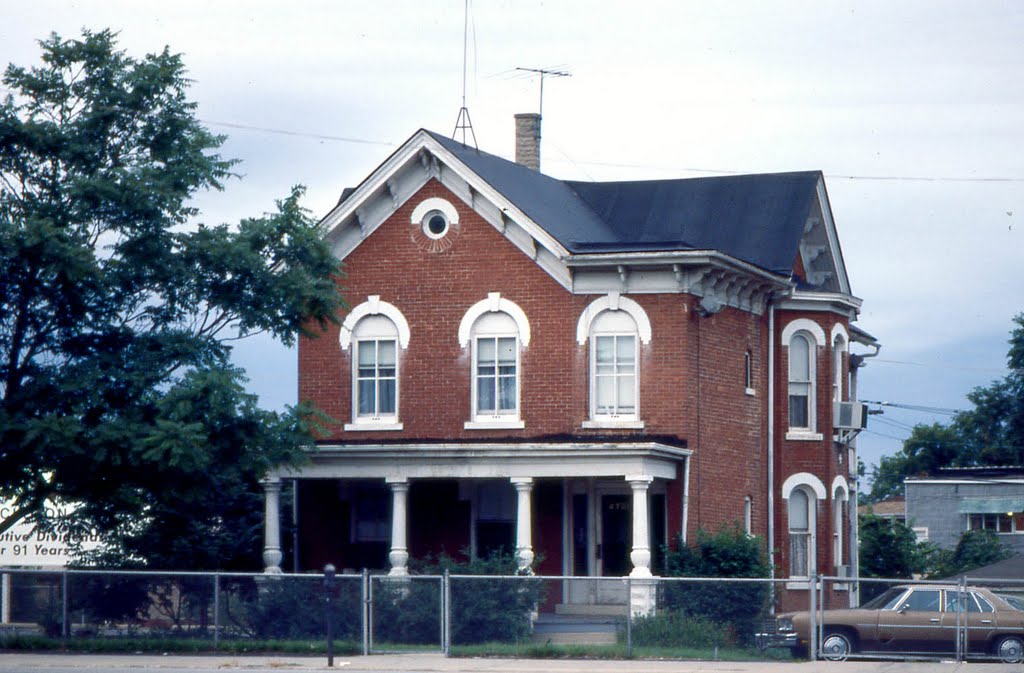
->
<box><xmin>767</xmin><ymin>303</ymin><xmax>776</xmax><ymax>585</ymax></box>
<box><xmin>681</xmin><ymin>456</ymin><xmax>691</xmax><ymax>544</ymax></box>
<box><xmin>848</xmin><ymin>341</ymin><xmax>880</xmax><ymax>606</ymax></box>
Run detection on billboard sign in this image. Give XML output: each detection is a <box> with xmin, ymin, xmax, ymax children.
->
<box><xmin>0</xmin><ymin>501</ymin><xmax>103</xmax><ymax>567</ymax></box>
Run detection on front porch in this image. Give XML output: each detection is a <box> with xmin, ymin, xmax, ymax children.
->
<box><xmin>261</xmin><ymin>441</ymin><xmax>689</xmax><ymax>615</ymax></box>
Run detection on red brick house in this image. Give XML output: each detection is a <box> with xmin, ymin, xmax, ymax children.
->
<box><xmin>261</xmin><ymin>116</ymin><xmax>877</xmax><ymax>614</ymax></box>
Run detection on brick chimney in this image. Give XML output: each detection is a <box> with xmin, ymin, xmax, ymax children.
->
<box><xmin>514</xmin><ymin>113</ymin><xmax>541</xmax><ymax>172</ymax></box>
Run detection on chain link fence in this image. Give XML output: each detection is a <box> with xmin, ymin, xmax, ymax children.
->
<box><xmin>2</xmin><ymin>568</ymin><xmax>1023</xmax><ymax>662</ymax></box>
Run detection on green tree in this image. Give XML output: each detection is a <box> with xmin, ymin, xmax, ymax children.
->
<box><xmin>868</xmin><ymin>313</ymin><xmax>1024</xmax><ymax>502</ymax></box>
<box><xmin>857</xmin><ymin>510</ymin><xmax>918</xmax><ymax>600</ymax></box>
<box><xmin>925</xmin><ymin>529</ymin><xmax>1012</xmax><ymax>580</ymax></box>
<box><xmin>0</xmin><ymin>30</ymin><xmax>342</xmax><ymax>567</ymax></box>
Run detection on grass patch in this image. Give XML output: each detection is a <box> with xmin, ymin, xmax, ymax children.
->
<box><xmin>449</xmin><ymin>641</ymin><xmax>794</xmax><ymax>661</ymax></box>
<box><xmin>0</xmin><ymin>636</ymin><xmax>363</xmax><ymax>655</ymax></box>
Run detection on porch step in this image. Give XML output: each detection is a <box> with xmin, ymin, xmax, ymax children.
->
<box><xmin>531</xmin><ymin>612</ymin><xmax>622</xmax><ymax>645</ymax></box>
<box><xmin>554</xmin><ymin>603</ymin><xmax>629</xmax><ymax>617</ymax></box>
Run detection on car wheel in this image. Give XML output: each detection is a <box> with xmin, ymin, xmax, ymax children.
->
<box><xmin>995</xmin><ymin>635</ymin><xmax>1024</xmax><ymax>663</ymax></box>
<box><xmin>821</xmin><ymin>630</ymin><xmax>854</xmax><ymax>661</ymax></box>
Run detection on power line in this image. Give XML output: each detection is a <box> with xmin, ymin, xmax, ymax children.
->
<box><xmin>200</xmin><ymin>120</ymin><xmax>395</xmax><ymax>147</ymax></box>
<box><xmin>870</xmin><ymin>357</ymin><xmax>1007</xmax><ymax>375</ymax></box>
<box><xmin>861</xmin><ymin>399</ymin><xmax>961</xmax><ymax>416</ymax></box>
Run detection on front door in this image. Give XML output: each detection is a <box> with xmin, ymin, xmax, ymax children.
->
<box><xmin>596</xmin><ymin>494</ymin><xmax>631</xmax><ymax>604</ymax></box>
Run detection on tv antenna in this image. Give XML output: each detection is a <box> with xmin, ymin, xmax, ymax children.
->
<box><xmin>452</xmin><ymin>0</ymin><xmax>477</xmax><ymax>148</ymax></box>
<box><xmin>515</xmin><ymin>66</ymin><xmax>571</xmax><ymax>118</ymax></box>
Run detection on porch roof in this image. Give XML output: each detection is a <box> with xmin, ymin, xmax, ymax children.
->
<box><xmin>274</xmin><ymin>442</ymin><xmax>690</xmax><ymax>482</ymax></box>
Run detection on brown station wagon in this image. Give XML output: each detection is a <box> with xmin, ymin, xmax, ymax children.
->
<box><xmin>774</xmin><ymin>584</ymin><xmax>1024</xmax><ymax>662</ymax></box>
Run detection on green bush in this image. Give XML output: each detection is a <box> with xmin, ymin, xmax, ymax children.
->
<box><xmin>629</xmin><ymin>611</ymin><xmax>736</xmax><ymax>648</ymax></box>
<box><xmin>660</xmin><ymin>526</ymin><xmax>770</xmax><ymax>644</ymax></box>
<box><xmin>225</xmin><ymin>576</ymin><xmax>361</xmax><ymax>640</ymax></box>
<box><xmin>369</xmin><ymin>551</ymin><xmax>545</xmax><ymax>646</ymax></box>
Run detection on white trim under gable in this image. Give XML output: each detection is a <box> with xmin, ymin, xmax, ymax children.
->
<box><xmin>319</xmin><ymin>130</ymin><xmax>573</xmax><ymax>291</ymax></box>
<box><xmin>458</xmin><ymin>292</ymin><xmax>531</xmax><ymax>348</ymax></box>
<box><xmin>576</xmin><ymin>293</ymin><xmax>653</xmax><ymax>345</ymax></box>
<box><xmin>781</xmin><ymin>318</ymin><xmax>826</xmax><ymax>346</ymax></box>
<box><xmin>782</xmin><ymin>472</ymin><xmax>827</xmax><ymax>500</ymax></box>
<box><xmin>340</xmin><ymin>295</ymin><xmax>411</xmax><ymax>350</ymax></box>
<box><xmin>816</xmin><ymin>177</ymin><xmax>851</xmax><ymax>295</ymax></box>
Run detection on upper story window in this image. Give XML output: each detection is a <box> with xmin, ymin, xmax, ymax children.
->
<box><xmin>782</xmin><ymin>319</ymin><xmax>826</xmax><ymax>440</ymax></box>
<box><xmin>788</xmin><ymin>332</ymin><xmax>814</xmax><ymax>430</ymax></box>
<box><xmin>833</xmin><ymin>334</ymin><xmax>846</xmax><ymax>403</ymax></box>
<box><xmin>340</xmin><ymin>296</ymin><xmax>410</xmax><ymax>431</ymax></box>
<box><xmin>355</xmin><ymin>316</ymin><xmax>398</xmax><ymax>419</ymax></box>
<box><xmin>577</xmin><ymin>293</ymin><xmax>651</xmax><ymax>429</ymax></box>
<box><xmin>459</xmin><ymin>293</ymin><xmax>530</xmax><ymax>430</ymax></box>
<box><xmin>744</xmin><ymin>350</ymin><xmax>755</xmax><ymax>395</ymax></box>
<box><xmin>472</xmin><ymin>312</ymin><xmax>520</xmax><ymax>421</ymax></box>
<box><xmin>592</xmin><ymin>310</ymin><xmax>638</xmax><ymax>420</ymax></box>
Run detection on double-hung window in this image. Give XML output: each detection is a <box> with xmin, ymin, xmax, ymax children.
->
<box><xmin>356</xmin><ymin>339</ymin><xmax>396</xmax><ymax>417</ymax></box>
<box><xmin>594</xmin><ymin>334</ymin><xmax>637</xmax><ymax>416</ymax></box>
<box><xmin>467</xmin><ymin>310</ymin><xmax>522</xmax><ymax>427</ymax></box>
<box><xmin>348</xmin><ymin>314</ymin><xmax>401</xmax><ymax>428</ymax></box>
<box><xmin>788</xmin><ymin>332</ymin><xmax>814</xmax><ymax>430</ymax></box>
<box><xmin>788</xmin><ymin>488</ymin><xmax>812</xmax><ymax>578</ymax></box>
<box><xmin>589</xmin><ymin>309</ymin><xmax>639</xmax><ymax>421</ymax></box>
<box><xmin>475</xmin><ymin>335</ymin><xmax>517</xmax><ymax>416</ymax></box>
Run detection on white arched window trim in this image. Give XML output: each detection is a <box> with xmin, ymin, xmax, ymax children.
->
<box><xmin>410</xmin><ymin>197</ymin><xmax>460</xmax><ymax>226</ymax></box>
<box><xmin>340</xmin><ymin>296</ymin><xmax>411</xmax><ymax>351</ymax></box>
<box><xmin>832</xmin><ymin>476</ymin><xmax>850</xmax><ymax>573</ymax></box>
<box><xmin>341</xmin><ymin>296</ymin><xmax>408</xmax><ymax>432</ymax></box>
<box><xmin>575</xmin><ymin>292</ymin><xmax>652</xmax><ymax>345</ymax></box>
<box><xmin>458</xmin><ymin>293</ymin><xmax>531</xmax><ymax>348</ymax></box>
<box><xmin>830</xmin><ymin>323</ymin><xmax>850</xmax><ymax>346</ymax></box>
<box><xmin>782</xmin><ymin>473</ymin><xmax>825</xmax><ymax>586</ymax></box>
<box><xmin>460</xmin><ymin>294</ymin><xmax>528</xmax><ymax>430</ymax></box>
<box><xmin>783</xmin><ymin>319</ymin><xmax>823</xmax><ymax>441</ymax></box>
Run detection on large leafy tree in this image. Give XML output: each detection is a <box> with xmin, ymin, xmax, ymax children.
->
<box><xmin>868</xmin><ymin>313</ymin><xmax>1024</xmax><ymax>502</ymax></box>
<box><xmin>0</xmin><ymin>31</ymin><xmax>342</xmax><ymax>567</ymax></box>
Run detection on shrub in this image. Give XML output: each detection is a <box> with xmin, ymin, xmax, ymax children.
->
<box><xmin>629</xmin><ymin>611</ymin><xmax>736</xmax><ymax>649</ymax></box>
<box><xmin>660</xmin><ymin>526</ymin><xmax>770</xmax><ymax>644</ymax></box>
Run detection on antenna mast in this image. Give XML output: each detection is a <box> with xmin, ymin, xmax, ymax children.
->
<box><xmin>515</xmin><ymin>66</ymin><xmax>571</xmax><ymax>117</ymax></box>
<box><xmin>452</xmin><ymin>0</ymin><xmax>477</xmax><ymax>147</ymax></box>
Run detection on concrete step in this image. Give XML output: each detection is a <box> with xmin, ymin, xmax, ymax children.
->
<box><xmin>531</xmin><ymin>610</ymin><xmax>624</xmax><ymax>645</ymax></box>
<box><xmin>553</xmin><ymin>603</ymin><xmax>629</xmax><ymax>617</ymax></box>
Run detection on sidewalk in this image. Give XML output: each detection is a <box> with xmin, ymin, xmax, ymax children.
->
<box><xmin>1</xmin><ymin>653</ymin><xmax>1021</xmax><ymax>673</ymax></box>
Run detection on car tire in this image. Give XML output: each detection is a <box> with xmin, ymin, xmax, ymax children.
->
<box><xmin>995</xmin><ymin>635</ymin><xmax>1024</xmax><ymax>664</ymax></box>
<box><xmin>821</xmin><ymin>629</ymin><xmax>854</xmax><ymax>661</ymax></box>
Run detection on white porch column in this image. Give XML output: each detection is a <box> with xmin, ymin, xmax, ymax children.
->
<box><xmin>261</xmin><ymin>477</ymin><xmax>283</xmax><ymax>574</ymax></box>
<box><xmin>627</xmin><ymin>475</ymin><xmax>654</xmax><ymax>578</ymax></box>
<box><xmin>387</xmin><ymin>478</ymin><xmax>410</xmax><ymax>577</ymax></box>
<box><xmin>512</xmin><ymin>477</ymin><xmax>535</xmax><ymax>573</ymax></box>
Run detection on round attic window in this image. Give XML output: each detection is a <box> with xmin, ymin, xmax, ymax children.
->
<box><xmin>423</xmin><ymin>210</ymin><xmax>449</xmax><ymax>239</ymax></box>
<box><xmin>409</xmin><ymin>197</ymin><xmax>460</xmax><ymax>253</ymax></box>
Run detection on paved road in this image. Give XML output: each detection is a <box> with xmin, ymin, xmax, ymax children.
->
<box><xmin>1</xmin><ymin>654</ymin><xmax>1022</xmax><ymax>673</ymax></box>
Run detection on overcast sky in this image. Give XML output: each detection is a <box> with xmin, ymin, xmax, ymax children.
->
<box><xmin>4</xmin><ymin>1</ymin><xmax>1022</xmax><ymax>476</ymax></box>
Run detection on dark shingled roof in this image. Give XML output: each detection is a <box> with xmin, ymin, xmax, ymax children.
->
<box><xmin>427</xmin><ymin>130</ymin><xmax>822</xmax><ymax>276</ymax></box>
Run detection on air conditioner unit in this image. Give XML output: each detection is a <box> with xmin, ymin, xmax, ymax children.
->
<box><xmin>833</xmin><ymin>401</ymin><xmax>868</xmax><ymax>430</ymax></box>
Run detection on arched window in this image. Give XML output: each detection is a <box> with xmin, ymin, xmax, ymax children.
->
<box><xmin>788</xmin><ymin>332</ymin><xmax>814</xmax><ymax>431</ymax></box>
<box><xmin>472</xmin><ymin>312</ymin><xmax>519</xmax><ymax>420</ymax></box>
<box><xmin>590</xmin><ymin>309</ymin><xmax>639</xmax><ymax>421</ymax></box>
<box><xmin>351</xmin><ymin>315</ymin><xmax>399</xmax><ymax>425</ymax></box>
<box><xmin>833</xmin><ymin>482</ymin><xmax>849</xmax><ymax>570</ymax></box>
<box><xmin>340</xmin><ymin>296</ymin><xmax>409</xmax><ymax>431</ymax></box>
<box><xmin>782</xmin><ymin>472</ymin><xmax>825</xmax><ymax>581</ymax></box>
<box><xmin>788</xmin><ymin>487</ymin><xmax>812</xmax><ymax>578</ymax></box>
<box><xmin>833</xmin><ymin>334</ymin><xmax>846</xmax><ymax>403</ymax></box>
<box><xmin>460</xmin><ymin>294</ymin><xmax>529</xmax><ymax>429</ymax></box>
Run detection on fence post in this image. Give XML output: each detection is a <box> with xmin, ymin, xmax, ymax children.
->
<box><xmin>442</xmin><ymin>570</ymin><xmax>450</xmax><ymax>656</ymax></box>
<box><xmin>61</xmin><ymin>570</ymin><xmax>69</xmax><ymax>641</ymax></box>
<box><xmin>626</xmin><ymin>575</ymin><xmax>632</xmax><ymax>658</ymax></box>
<box><xmin>213</xmin><ymin>573</ymin><xmax>220</xmax><ymax>649</ymax></box>
<box><xmin>807</xmin><ymin>574</ymin><xmax>817</xmax><ymax>660</ymax></box>
<box><xmin>361</xmin><ymin>569</ymin><xmax>369</xmax><ymax>656</ymax></box>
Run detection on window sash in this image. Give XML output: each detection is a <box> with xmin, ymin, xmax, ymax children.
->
<box><xmin>355</xmin><ymin>339</ymin><xmax>397</xmax><ymax>418</ymax></box>
<box><xmin>593</xmin><ymin>334</ymin><xmax>637</xmax><ymax>416</ymax></box>
<box><xmin>475</xmin><ymin>336</ymin><xmax>517</xmax><ymax>415</ymax></box>
<box><xmin>790</xmin><ymin>532</ymin><xmax>810</xmax><ymax>577</ymax></box>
